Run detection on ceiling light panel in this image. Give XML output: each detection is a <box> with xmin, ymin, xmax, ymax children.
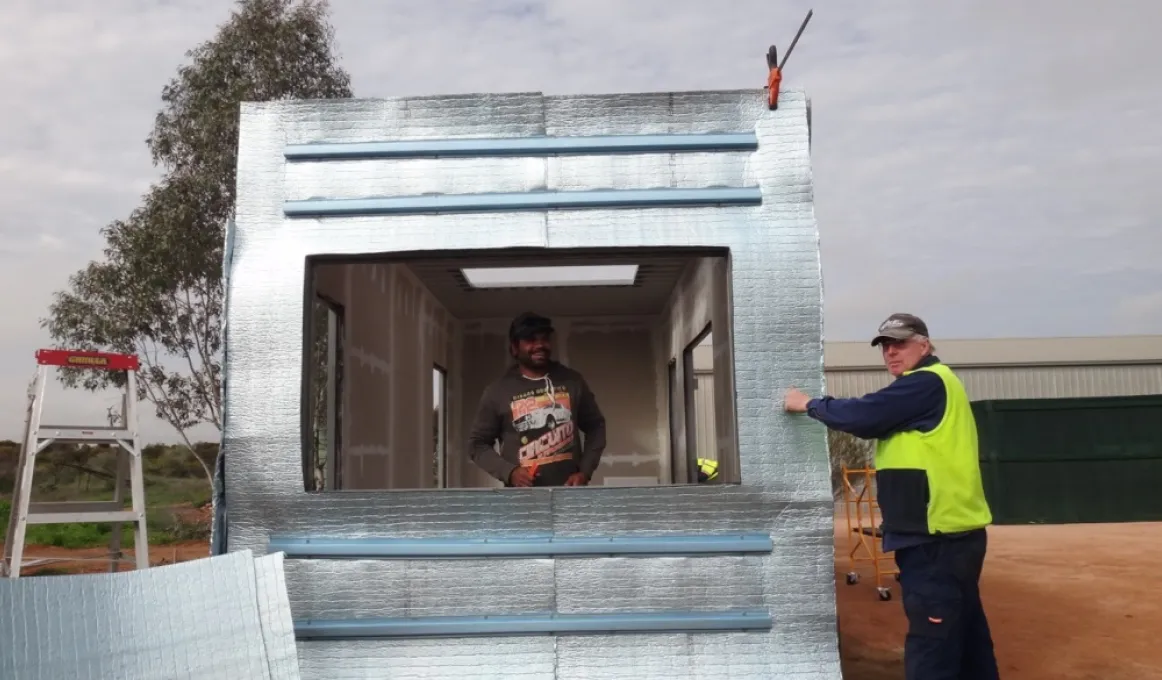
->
<box><xmin>461</xmin><ymin>264</ymin><xmax>639</xmax><ymax>288</ymax></box>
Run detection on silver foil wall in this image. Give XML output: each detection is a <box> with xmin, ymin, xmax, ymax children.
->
<box><xmin>223</xmin><ymin>88</ymin><xmax>840</xmax><ymax>678</ymax></box>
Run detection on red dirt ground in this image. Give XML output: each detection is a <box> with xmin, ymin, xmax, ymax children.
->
<box><xmin>835</xmin><ymin>518</ymin><xmax>1162</xmax><ymax>680</ymax></box>
<box><xmin>18</xmin><ymin>540</ymin><xmax>210</xmax><ymax>575</ymax></box>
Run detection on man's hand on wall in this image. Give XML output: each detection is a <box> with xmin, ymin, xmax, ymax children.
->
<box><xmin>783</xmin><ymin>387</ymin><xmax>811</xmax><ymax>413</ymax></box>
<box><xmin>565</xmin><ymin>472</ymin><xmax>589</xmax><ymax>486</ymax></box>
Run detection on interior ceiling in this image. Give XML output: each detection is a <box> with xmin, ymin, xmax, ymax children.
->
<box><xmin>403</xmin><ymin>252</ymin><xmax>697</xmax><ymax>318</ymax></box>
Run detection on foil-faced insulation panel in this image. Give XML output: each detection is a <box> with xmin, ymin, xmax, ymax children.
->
<box><xmin>0</xmin><ymin>550</ymin><xmax>300</xmax><ymax>679</ymax></box>
<box><xmin>223</xmin><ymin>88</ymin><xmax>839</xmax><ymax>678</ymax></box>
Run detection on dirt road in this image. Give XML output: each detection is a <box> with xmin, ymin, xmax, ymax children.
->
<box><xmin>16</xmin><ymin>541</ymin><xmax>210</xmax><ymax>575</ymax></box>
<box><xmin>836</xmin><ymin>519</ymin><xmax>1162</xmax><ymax>680</ymax></box>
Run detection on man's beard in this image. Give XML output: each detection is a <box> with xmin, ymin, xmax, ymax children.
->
<box><xmin>519</xmin><ymin>350</ymin><xmax>550</xmax><ymax>368</ymax></box>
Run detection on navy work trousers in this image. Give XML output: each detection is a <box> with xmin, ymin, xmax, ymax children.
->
<box><xmin>894</xmin><ymin>529</ymin><xmax>1000</xmax><ymax>680</ymax></box>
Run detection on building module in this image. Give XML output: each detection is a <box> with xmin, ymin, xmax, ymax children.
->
<box><xmin>218</xmin><ymin>85</ymin><xmax>839</xmax><ymax>679</ymax></box>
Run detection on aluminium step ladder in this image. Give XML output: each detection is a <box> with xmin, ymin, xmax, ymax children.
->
<box><xmin>2</xmin><ymin>349</ymin><xmax>149</xmax><ymax>578</ymax></box>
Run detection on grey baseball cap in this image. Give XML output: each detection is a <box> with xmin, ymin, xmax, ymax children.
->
<box><xmin>871</xmin><ymin>313</ymin><xmax>930</xmax><ymax>346</ymax></box>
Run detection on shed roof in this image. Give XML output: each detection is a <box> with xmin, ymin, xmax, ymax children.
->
<box><xmin>825</xmin><ymin>335</ymin><xmax>1162</xmax><ymax>370</ymax></box>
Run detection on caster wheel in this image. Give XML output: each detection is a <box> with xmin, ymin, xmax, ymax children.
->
<box><xmin>845</xmin><ymin>572</ymin><xmax>860</xmax><ymax>585</ymax></box>
<box><xmin>877</xmin><ymin>587</ymin><xmax>892</xmax><ymax>601</ymax></box>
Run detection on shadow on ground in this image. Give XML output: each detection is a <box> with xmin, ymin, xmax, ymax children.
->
<box><xmin>840</xmin><ymin>634</ymin><xmax>903</xmax><ymax>680</ymax></box>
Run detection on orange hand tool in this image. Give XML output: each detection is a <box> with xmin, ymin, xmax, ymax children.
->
<box><xmin>766</xmin><ymin>9</ymin><xmax>813</xmax><ymax>111</ymax></box>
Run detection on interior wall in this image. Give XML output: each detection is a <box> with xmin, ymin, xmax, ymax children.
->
<box><xmin>313</xmin><ymin>262</ymin><xmax>461</xmax><ymax>490</ymax></box>
<box><xmin>453</xmin><ymin>322</ymin><xmax>508</xmax><ymax>489</ymax></box>
<box><xmin>654</xmin><ymin>256</ymin><xmax>737</xmax><ymax>485</ymax></box>
<box><xmin>454</xmin><ymin>315</ymin><xmax>663</xmax><ymax>488</ymax></box>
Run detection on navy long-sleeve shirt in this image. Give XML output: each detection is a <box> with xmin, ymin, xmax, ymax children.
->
<box><xmin>807</xmin><ymin>354</ymin><xmax>952</xmax><ymax>552</ymax></box>
<box><xmin>807</xmin><ymin>354</ymin><xmax>945</xmax><ymax>439</ymax></box>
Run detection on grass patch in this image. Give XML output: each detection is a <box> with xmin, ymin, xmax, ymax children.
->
<box><xmin>0</xmin><ymin>491</ymin><xmax>211</xmax><ymax>550</ymax></box>
<box><xmin>14</xmin><ymin>475</ymin><xmax>211</xmax><ymax>508</ymax></box>
<box><xmin>0</xmin><ymin>442</ymin><xmax>216</xmax><ymax>557</ymax></box>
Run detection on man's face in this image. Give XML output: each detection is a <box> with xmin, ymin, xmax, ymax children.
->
<box><xmin>880</xmin><ymin>336</ymin><xmax>929</xmax><ymax>377</ymax></box>
<box><xmin>513</xmin><ymin>331</ymin><xmax>553</xmax><ymax>368</ymax></box>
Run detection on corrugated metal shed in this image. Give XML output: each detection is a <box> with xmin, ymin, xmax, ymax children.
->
<box><xmin>825</xmin><ymin>336</ymin><xmax>1162</xmax><ymax>526</ymax></box>
<box><xmin>824</xmin><ymin>335</ymin><xmax>1162</xmax><ymax>400</ymax></box>
<box><xmin>973</xmin><ymin>395</ymin><xmax>1162</xmax><ymax>524</ymax></box>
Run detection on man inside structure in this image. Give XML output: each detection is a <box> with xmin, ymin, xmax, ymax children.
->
<box><xmin>783</xmin><ymin>313</ymin><xmax>1000</xmax><ymax>680</ymax></box>
<box><xmin>467</xmin><ymin>312</ymin><xmax>607</xmax><ymax>487</ymax></box>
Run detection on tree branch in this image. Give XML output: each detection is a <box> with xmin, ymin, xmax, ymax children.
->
<box><xmin>134</xmin><ymin>339</ymin><xmax>213</xmax><ymax>485</ymax></box>
<box><xmin>172</xmin><ymin>286</ymin><xmax>218</xmax><ymax>428</ymax></box>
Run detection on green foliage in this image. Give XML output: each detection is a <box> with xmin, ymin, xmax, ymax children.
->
<box><xmin>147</xmin><ymin>0</ymin><xmax>353</xmax><ymax>182</ymax></box>
<box><xmin>0</xmin><ymin>440</ymin><xmax>18</xmax><ymax>495</ymax></box>
<box><xmin>0</xmin><ymin>498</ymin><xmax>116</xmax><ymax>549</ymax></box>
<box><xmin>143</xmin><ymin>443</ymin><xmax>218</xmax><ymax>485</ymax></box>
<box><xmin>0</xmin><ymin>497</ymin><xmax>210</xmax><ymax>550</ymax></box>
<box><xmin>0</xmin><ymin>440</ymin><xmax>215</xmax><ymax>552</ymax></box>
<box><xmin>25</xmin><ymin>523</ymin><xmax>113</xmax><ymax>550</ymax></box>
<box><xmin>0</xmin><ymin>440</ymin><xmax>215</xmax><ymax>501</ymax></box>
<box><xmin>306</xmin><ymin>297</ymin><xmax>343</xmax><ymax>491</ymax></box>
<box><xmin>0</xmin><ymin>516</ymin><xmax>207</xmax><ymax>551</ymax></box>
<box><xmin>41</xmin><ymin>0</ymin><xmax>354</xmax><ymax>485</ymax></box>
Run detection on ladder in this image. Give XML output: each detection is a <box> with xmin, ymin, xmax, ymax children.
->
<box><xmin>2</xmin><ymin>349</ymin><xmax>149</xmax><ymax>578</ymax></box>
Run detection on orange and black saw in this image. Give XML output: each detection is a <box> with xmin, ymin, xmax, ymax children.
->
<box><xmin>767</xmin><ymin>9</ymin><xmax>814</xmax><ymax>110</ymax></box>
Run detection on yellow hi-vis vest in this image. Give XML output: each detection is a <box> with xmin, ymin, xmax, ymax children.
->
<box><xmin>874</xmin><ymin>362</ymin><xmax>993</xmax><ymax>535</ymax></box>
<box><xmin>696</xmin><ymin>458</ymin><xmax>719</xmax><ymax>482</ymax></box>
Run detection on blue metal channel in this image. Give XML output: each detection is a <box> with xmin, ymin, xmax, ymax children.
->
<box><xmin>284</xmin><ymin>133</ymin><xmax>758</xmax><ymax>160</ymax></box>
<box><xmin>283</xmin><ymin>187</ymin><xmax>761</xmax><ymax>217</ymax></box>
<box><xmin>268</xmin><ymin>534</ymin><xmax>773</xmax><ymax>559</ymax></box>
<box><xmin>294</xmin><ymin>611</ymin><xmax>772</xmax><ymax>640</ymax></box>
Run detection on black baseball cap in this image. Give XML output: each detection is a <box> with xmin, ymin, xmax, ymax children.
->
<box><xmin>509</xmin><ymin>312</ymin><xmax>554</xmax><ymax>342</ymax></box>
<box><xmin>871</xmin><ymin>313</ymin><xmax>930</xmax><ymax>346</ymax></box>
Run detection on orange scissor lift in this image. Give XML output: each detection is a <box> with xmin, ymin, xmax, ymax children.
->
<box><xmin>840</xmin><ymin>464</ymin><xmax>899</xmax><ymax>601</ymax></box>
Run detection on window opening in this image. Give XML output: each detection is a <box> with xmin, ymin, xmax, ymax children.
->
<box><xmin>300</xmin><ymin>247</ymin><xmax>736</xmax><ymax>491</ymax></box>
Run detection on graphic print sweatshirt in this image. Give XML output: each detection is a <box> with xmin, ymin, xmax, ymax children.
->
<box><xmin>467</xmin><ymin>362</ymin><xmax>607</xmax><ymax>486</ymax></box>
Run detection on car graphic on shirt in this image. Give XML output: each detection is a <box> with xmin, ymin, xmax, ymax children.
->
<box><xmin>514</xmin><ymin>402</ymin><xmax>572</xmax><ymax>433</ymax></box>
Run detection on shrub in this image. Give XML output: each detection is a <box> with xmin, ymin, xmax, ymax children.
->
<box><xmin>827</xmin><ymin>430</ymin><xmax>875</xmax><ymax>500</ymax></box>
<box><xmin>24</xmin><ymin>523</ymin><xmax>113</xmax><ymax>550</ymax></box>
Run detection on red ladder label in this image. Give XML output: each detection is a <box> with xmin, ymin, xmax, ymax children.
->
<box><xmin>35</xmin><ymin>349</ymin><xmax>140</xmax><ymax>371</ymax></box>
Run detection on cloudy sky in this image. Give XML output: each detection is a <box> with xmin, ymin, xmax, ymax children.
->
<box><xmin>1</xmin><ymin>0</ymin><xmax>1159</xmax><ymax>444</ymax></box>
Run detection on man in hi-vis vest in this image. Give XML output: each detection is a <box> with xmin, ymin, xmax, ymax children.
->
<box><xmin>784</xmin><ymin>313</ymin><xmax>999</xmax><ymax>680</ymax></box>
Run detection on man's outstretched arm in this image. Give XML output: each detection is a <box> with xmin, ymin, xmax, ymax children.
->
<box><xmin>786</xmin><ymin>371</ymin><xmax>945</xmax><ymax>440</ymax></box>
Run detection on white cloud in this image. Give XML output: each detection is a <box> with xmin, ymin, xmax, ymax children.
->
<box><xmin>0</xmin><ymin>0</ymin><xmax>1159</xmax><ymax>442</ymax></box>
